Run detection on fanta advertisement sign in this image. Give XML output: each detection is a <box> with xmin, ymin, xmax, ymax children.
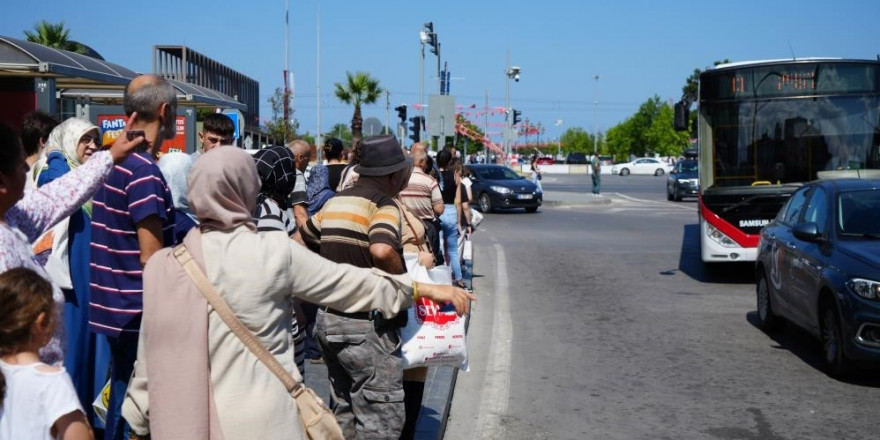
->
<box><xmin>97</xmin><ymin>115</ymin><xmax>188</xmax><ymax>154</ymax></box>
<box><xmin>98</xmin><ymin>115</ymin><xmax>127</xmax><ymax>147</ymax></box>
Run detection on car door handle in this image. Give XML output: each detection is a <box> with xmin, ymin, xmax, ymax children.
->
<box><xmin>786</xmin><ymin>241</ymin><xmax>797</xmax><ymax>249</ymax></box>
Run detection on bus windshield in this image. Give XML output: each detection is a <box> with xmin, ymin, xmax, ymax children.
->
<box><xmin>699</xmin><ymin>61</ymin><xmax>880</xmax><ymax>189</ymax></box>
<box><xmin>701</xmin><ymin>95</ymin><xmax>880</xmax><ymax>188</ymax></box>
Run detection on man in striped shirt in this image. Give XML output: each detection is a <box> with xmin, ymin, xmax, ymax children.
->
<box><xmin>399</xmin><ymin>147</ymin><xmax>444</xmax><ymax>265</ymax></box>
<box><xmin>299</xmin><ymin>134</ymin><xmax>413</xmax><ymax>439</ymax></box>
<box><xmin>89</xmin><ymin>74</ymin><xmax>176</xmax><ymax>440</ymax></box>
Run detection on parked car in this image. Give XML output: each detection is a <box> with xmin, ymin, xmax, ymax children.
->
<box><xmin>465</xmin><ymin>164</ymin><xmax>542</xmax><ymax>213</ymax></box>
<box><xmin>565</xmin><ymin>152</ymin><xmax>589</xmax><ymax>164</ymax></box>
<box><xmin>535</xmin><ymin>156</ymin><xmax>555</xmax><ymax>165</ymax></box>
<box><xmin>755</xmin><ymin>179</ymin><xmax>880</xmax><ymax>377</ymax></box>
<box><xmin>666</xmin><ymin>159</ymin><xmax>699</xmax><ymax>201</ymax></box>
<box><xmin>611</xmin><ymin>157</ymin><xmax>672</xmax><ymax>176</ymax></box>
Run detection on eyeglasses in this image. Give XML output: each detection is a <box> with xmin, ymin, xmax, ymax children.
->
<box><xmin>79</xmin><ymin>135</ymin><xmax>102</xmax><ymax>147</ymax></box>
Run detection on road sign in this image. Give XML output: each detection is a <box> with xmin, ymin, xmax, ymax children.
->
<box><xmin>428</xmin><ymin>95</ymin><xmax>455</xmax><ymax>139</ymax></box>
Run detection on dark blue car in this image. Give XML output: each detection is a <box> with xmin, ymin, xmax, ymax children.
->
<box><xmin>466</xmin><ymin>164</ymin><xmax>542</xmax><ymax>213</ymax></box>
<box><xmin>666</xmin><ymin>159</ymin><xmax>698</xmax><ymax>201</ymax></box>
<box><xmin>756</xmin><ymin>178</ymin><xmax>880</xmax><ymax>377</ymax></box>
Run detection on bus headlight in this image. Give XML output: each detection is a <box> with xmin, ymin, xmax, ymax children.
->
<box><xmin>706</xmin><ymin>223</ymin><xmax>738</xmax><ymax>248</ymax></box>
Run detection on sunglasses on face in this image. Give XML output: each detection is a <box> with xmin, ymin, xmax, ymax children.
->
<box><xmin>79</xmin><ymin>135</ymin><xmax>102</xmax><ymax>147</ymax></box>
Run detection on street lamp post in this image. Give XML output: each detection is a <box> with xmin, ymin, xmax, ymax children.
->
<box><xmin>504</xmin><ymin>49</ymin><xmax>521</xmax><ymax>165</ymax></box>
<box><xmin>592</xmin><ymin>74</ymin><xmax>600</xmax><ymax>155</ymax></box>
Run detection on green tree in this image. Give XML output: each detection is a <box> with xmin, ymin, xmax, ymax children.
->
<box><xmin>605</xmin><ymin>95</ymin><xmax>690</xmax><ymax>160</ymax></box>
<box><xmin>334</xmin><ymin>71</ymin><xmax>383</xmax><ymax>150</ymax></box>
<box><xmin>559</xmin><ymin>127</ymin><xmax>594</xmax><ymax>154</ymax></box>
<box><xmin>454</xmin><ymin>114</ymin><xmax>486</xmax><ymax>152</ymax></box>
<box><xmin>298</xmin><ymin>132</ymin><xmax>316</xmax><ymax>146</ymax></box>
<box><xmin>329</xmin><ymin>123</ymin><xmax>353</xmax><ymax>147</ymax></box>
<box><xmin>265</xmin><ymin>87</ymin><xmax>297</xmax><ymax>144</ymax></box>
<box><xmin>24</xmin><ymin>20</ymin><xmax>85</xmax><ymax>54</ymax></box>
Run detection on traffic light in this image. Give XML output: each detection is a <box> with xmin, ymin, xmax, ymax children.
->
<box><xmin>395</xmin><ymin>105</ymin><xmax>407</xmax><ymax>124</ymax></box>
<box><xmin>409</xmin><ymin>116</ymin><xmax>422</xmax><ymax>143</ymax></box>
<box><xmin>422</xmin><ymin>22</ymin><xmax>438</xmax><ymax>55</ymax></box>
<box><xmin>511</xmin><ymin>109</ymin><xmax>522</xmax><ymax>126</ymax></box>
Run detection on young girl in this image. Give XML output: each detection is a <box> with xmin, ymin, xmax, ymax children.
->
<box><xmin>0</xmin><ymin>267</ymin><xmax>93</xmax><ymax>440</ymax></box>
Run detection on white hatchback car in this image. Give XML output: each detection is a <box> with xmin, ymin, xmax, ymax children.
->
<box><xmin>611</xmin><ymin>157</ymin><xmax>673</xmax><ymax>176</ymax></box>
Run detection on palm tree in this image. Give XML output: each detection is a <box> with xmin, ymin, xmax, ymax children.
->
<box><xmin>24</xmin><ymin>20</ymin><xmax>84</xmax><ymax>54</ymax></box>
<box><xmin>334</xmin><ymin>71</ymin><xmax>383</xmax><ymax>150</ymax></box>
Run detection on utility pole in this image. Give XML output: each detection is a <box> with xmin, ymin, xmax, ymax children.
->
<box><xmin>505</xmin><ymin>49</ymin><xmax>510</xmax><ymax>163</ymax></box>
<box><xmin>283</xmin><ymin>0</ymin><xmax>290</xmax><ymax>144</ymax></box>
<box><xmin>593</xmin><ymin>74</ymin><xmax>600</xmax><ymax>155</ymax></box>
<box><xmin>316</xmin><ymin>1</ymin><xmax>322</xmax><ymax>161</ymax></box>
<box><xmin>384</xmin><ymin>91</ymin><xmax>390</xmax><ymax>135</ymax></box>
<box><xmin>484</xmin><ymin>90</ymin><xmax>489</xmax><ymax>158</ymax></box>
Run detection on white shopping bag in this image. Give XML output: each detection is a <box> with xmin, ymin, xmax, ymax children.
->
<box><xmin>462</xmin><ymin>237</ymin><xmax>473</xmax><ymax>261</ymax></box>
<box><xmin>470</xmin><ymin>208</ymin><xmax>484</xmax><ymax>228</ymax></box>
<box><xmin>401</xmin><ymin>254</ymin><xmax>469</xmax><ymax>371</ymax></box>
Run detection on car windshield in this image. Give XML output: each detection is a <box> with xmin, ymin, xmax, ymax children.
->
<box><xmin>476</xmin><ymin>167</ymin><xmax>520</xmax><ymax>180</ymax></box>
<box><xmin>678</xmin><ymin>161</ymin><xmax>698</xmax><ymax>172</ymax></box>
<box><xmin>838</xmin><ymin>190</ymin><xmax>880</xmax><ymax>236</ymax></box>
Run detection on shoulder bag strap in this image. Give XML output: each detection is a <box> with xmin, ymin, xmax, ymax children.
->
<box><xmin>393</xmin><ymin>200</ymin><xmax>427</xmax><ymax>253</ymax></box>
<box><xmin>172</xmin><ymin>244</ymin><xmax>304</xmax><ymax>396</ymax></box>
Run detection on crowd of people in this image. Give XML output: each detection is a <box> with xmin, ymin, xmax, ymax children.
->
<box><xmin>0</xmin><ymin>74</ymin><xmax>475</xmax><ymax>440</ymax></box>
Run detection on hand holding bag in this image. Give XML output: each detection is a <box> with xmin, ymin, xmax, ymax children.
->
<box><xmin>173</xmin><ymin>245</ymin><xmax>343</xmax><ymax>440</ymax></box>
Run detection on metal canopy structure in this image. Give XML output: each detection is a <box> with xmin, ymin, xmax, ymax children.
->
<box><xmin>0</xmin><ymin>36</ymin><xmax>245</xmax><ymax>110</ymax></box>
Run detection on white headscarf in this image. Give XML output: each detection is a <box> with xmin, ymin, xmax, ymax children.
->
<box><xmin>32</xmin><ymin>117</ymin><xmax>98</xmax><ymax>178</ymax></box>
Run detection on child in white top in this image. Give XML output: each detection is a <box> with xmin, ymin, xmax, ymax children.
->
<box><xmin>0</xmin><ymin>268</ymin><xmax>93</xmax><ymax>440</ymax></box>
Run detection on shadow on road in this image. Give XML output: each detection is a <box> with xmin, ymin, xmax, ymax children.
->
<box><xmin>746</xmin><ymin>311</ymin><xmax>880</xmax><ymax>387</ymax></box>
<box><xmin>672</xmin><ymin>223</ymin><xmax>755</xmax><ymax>284</ymax></box>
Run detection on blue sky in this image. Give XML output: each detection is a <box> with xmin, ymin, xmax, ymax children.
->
<box><xmin>2</xmin><ymin>0</ymin><xmax>879</xmax><ymax>144</ymax></box>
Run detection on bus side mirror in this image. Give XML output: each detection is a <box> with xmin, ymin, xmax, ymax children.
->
<box><xmin>674</xmin><ymin>101</ymin><xmax>689</xmax><ymax>131</ymax></box>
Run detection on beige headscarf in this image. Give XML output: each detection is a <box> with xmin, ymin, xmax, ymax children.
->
<box><xmin>187</xmin><ymin>146</ymin><xmax>260</xmax><ymax>232</ymax></box>
<box><xmin>32</xmin><ymin>117</ymin><xmax>98</xmax><ymax>182</ymax></box>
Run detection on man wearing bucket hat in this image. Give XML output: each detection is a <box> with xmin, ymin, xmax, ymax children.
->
<box><xmin>300</xmin><ymin>134</ymin><xmax>414</xmax><ymax>438</ymax></box>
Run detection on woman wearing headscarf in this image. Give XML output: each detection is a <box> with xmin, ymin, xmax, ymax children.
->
<box><xmin>122</xmin><ymin>146</ymin><xmax>473</xmax><ymax>440</ymax></box>
<box><xmin>158</xmin><ymin>151</ymin><xmax>198</xmax><ymax>243</ymax></box>
<box><xmin>34</xmin><ymin>117</ymin><xmax>113</xmax><ymax>427</ymax></box>
<box><xmin>252</xmin><ymin>146</ymin><xmax>306</xmax><ymax>376</ymax></box>
<box><xmin>306</xmin><ymin>164</ymin><xmax>334</xmax><ymax>216</ymax></box>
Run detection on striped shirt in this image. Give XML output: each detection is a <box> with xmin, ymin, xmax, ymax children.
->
<box><xmin>300</xmin><ymin>184</ymin><xmax>402</xmax><ymax>269</ymax></box>
<box><xmin>399</xmin><ymin>167</ymin><xmax>442</xmax><ymax>220</ymax></box>
<box><xmin>89</xmin><ymin>152</ymin><xmax>175</xmax><ymax>336</ymax></box>
<box><xmin>255</xmin><ymin>198</ymin><xmax>295</xmax><ymax>236</ymax></box>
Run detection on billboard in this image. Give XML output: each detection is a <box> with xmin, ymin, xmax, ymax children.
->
<box><xmin>94</xmin><ymin>107</ymin><xmax>195</xmax><ymax>155</ymax></box>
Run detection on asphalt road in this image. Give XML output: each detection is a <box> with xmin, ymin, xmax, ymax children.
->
<box><xmin>445</xmin><ymin>174</ymin><xmax>880</xmax><ymax>440</ymax></box>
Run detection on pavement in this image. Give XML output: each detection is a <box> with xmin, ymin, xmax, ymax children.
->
<box><xmin>302</xmin><ymin>189</ymin><xmax>607</xmax><ymax>440</ymax></box>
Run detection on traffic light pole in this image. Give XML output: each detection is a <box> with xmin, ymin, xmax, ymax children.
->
<box><xmin>505</xmin><ymin>49</ymin><xmax>511</xmax><ymax>165</ymax></box>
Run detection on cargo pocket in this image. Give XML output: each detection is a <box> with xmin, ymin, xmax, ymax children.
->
<box><xmin>362</xmin><ymin>387</ymin><xmax>405</xmax><ymax>404</ymax></box>
<box><xmin>327</xmin><ymin>334</ymin><xmax>367</xmax><ymax>371</ymax></box>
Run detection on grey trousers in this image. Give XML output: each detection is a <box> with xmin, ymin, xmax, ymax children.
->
<box><xmin>315</xmin><ymin>309</ymin><xmax>405</xmax><ymax>439</ymax></box>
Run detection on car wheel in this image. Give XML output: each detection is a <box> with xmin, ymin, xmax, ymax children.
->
<box><xmin>655</xmin><ymin>168</ymin><xmax>665</xmax><ymax>176</ymax></box>
<box><xmin>478</xmin><ymin>193</ymin><xmax>493</xmax><ymax>213</ymax></box>
<box><xmin>525</xmin><ymin>207</ymin><xmax>538</xmax><ymax>213</ymax></box>
<box><xmin>821</xmin><ymin>301</ymin><xmax>851</xmax><ymax>378</ymax></box>
<box><xmin>756</xmin><ymin>274</ymin><xmax>782</xmax><ymax>332</ymax></box>
<box><xmin>667</xmin><ymin>187</ymin><xmax>674</xmax><ymax>201</ymax></box>
<box><xmin>672</xmin><ymin>183</ymin><xmax>682</xmax><ymax>202</ymax></box>
<box><xmin>620</xmin><ymin>168</ymin><xmax>630</xmax><ymax>176</ymax></box>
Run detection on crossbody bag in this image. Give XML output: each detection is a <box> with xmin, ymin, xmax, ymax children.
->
<box><xmin>172</xmin><ymin>245</ymin><xmax>343</xmax><ymax>440</ymax></box>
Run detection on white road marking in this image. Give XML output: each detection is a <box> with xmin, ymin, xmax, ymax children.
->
<box><xmin>476</xmin><ymin>244</ymin><xmax>513</xmax><ymax>440</ymax></box>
